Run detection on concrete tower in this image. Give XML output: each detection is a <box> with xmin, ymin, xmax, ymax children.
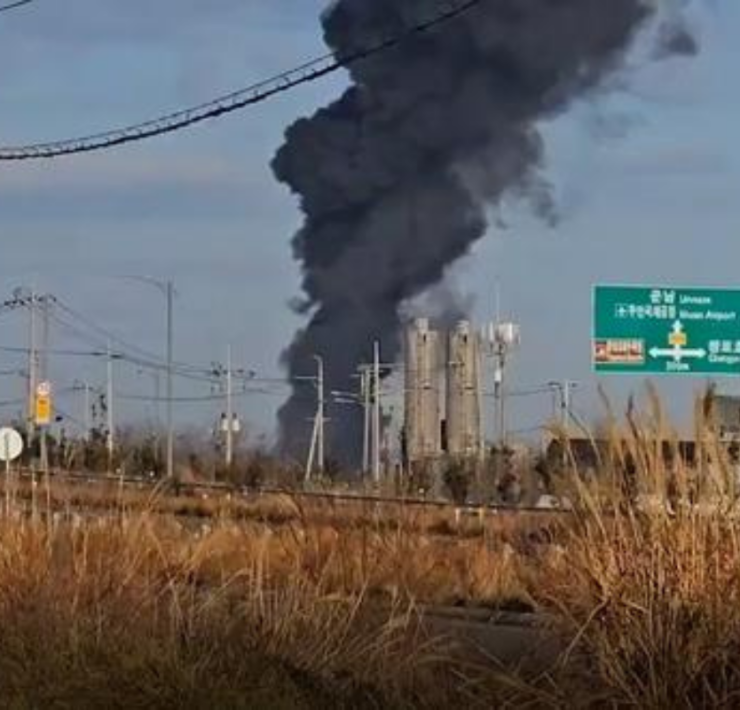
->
<box><xmin>404</xmin><ymin>318</ymin><xmax>442</xmax><ymax>463</ymax></box>
<box><xmin>446</xmin><ymin>320</ymin><xmax>483</xmax><ymax>459</ymax></box>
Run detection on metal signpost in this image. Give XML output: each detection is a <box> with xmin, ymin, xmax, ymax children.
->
<box><xmin>0</xmin><ymin>427</ymin><xmax>24</xmax><ymax>514</ymax></box>
<box><xmin>593</xmin><ymin>285</ymin><xmax>740</xmax><ymax>377</ymax></box>
<box><xmin>0</xmin><ymin>427</ymin><xmax>23</xmax><ymax>467</ymax></box>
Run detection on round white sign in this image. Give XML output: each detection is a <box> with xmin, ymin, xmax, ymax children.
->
<box><xmin>0</xmin><ymin>428</ymin><xmax>24</xmax><ymax>463</ymax></box>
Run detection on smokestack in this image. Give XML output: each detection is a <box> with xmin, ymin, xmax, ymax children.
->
<box><xmin>273</xmin><ymin>0</ymin><xmax>690</xmax><ymax>465</ymax></box>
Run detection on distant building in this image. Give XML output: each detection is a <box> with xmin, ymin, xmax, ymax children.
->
<box><xmin>713</xmin><ymin>395</ymin><xmax>740</xmax><ymax>441</ymax></box>
<box><xmin>544</xmin><ymin>437</ymin><xmax>698</xmax><ymax>476</ymax></box>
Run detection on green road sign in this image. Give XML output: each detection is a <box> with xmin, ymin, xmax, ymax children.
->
<box><xmin>593</xmin><ymin>285</ymin><xmax>740</xmax><ymax>376</ymax></box>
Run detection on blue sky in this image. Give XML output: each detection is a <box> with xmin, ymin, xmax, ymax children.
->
<box><xmin>0</xmin><ymin>0</ymin><xmax>737</xmax><ymax>446</ymax></box>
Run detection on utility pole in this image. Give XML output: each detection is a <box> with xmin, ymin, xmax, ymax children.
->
<box><xmin>166</xmin><ymin>280</ymin><xmax>175</xmax><ymax>485</ymax></box>
<box><xmin>26</xmin><ymin>287</ymin><xmax>37</xmax><ymax>447</ymax></box>
<box><xmin>303</xmin><ymin>355</ymin><xmax>325</xmax><ymax>482</ymax></box>
<box><xmin>549</xmin><ymin>380</ymin><xmax>577</xmax><ymax>469</ymax></box>
<box><xmin>494</xmin><ymin>345</ymin><xmax>507</xmax><ymax>450</ymax></box>
<box><xmin>476</xmin><ymin>332</ymin><xmax>485</xmax><ymax>465</ymax></box>
<box><xmin>106</xmin><ymin>341</ymin><xmax>114</xmax><ymax>473</ymax></box>
<box><xmin>361</xmin><ymin>368</ymin><xmax>370</xmax><ymax>476</ymax></box>
<box><xmin>315</xmin><ymin>355</ymin><xmax>325</xmax><ymax>475</ymax></box>
<box><xmin>83</xmin><ymin>381</ymin><xmax>91</xmax><ymax>442</ymax></box>
<box><xmin>305</xmin><ymin>418</ymin><xmax>318</xmax><ymax>483</ymax></box>
<box><xmin>550</xmin><ymin>380</ymin><xmax>577</xmax><ymax>433</ymax></box>
<box><xmin>153</xmin><ymin>371</ymin><xmax>161</xmax><ymax>428</ymax></box>
<box><xmin>373</xmin><ymin>341</ymin><xmax>382</xmax><ymax>485</ymax></box>
<box><xmin>153</xmin><ymin>370</ymin><xmax>162</xmax><ymax>469</ymax></box>
<box><xmin>563</xmin><ymin>381</ymin><xmax>573</xmax><ymax>433</ymax></box>
<box><xmin>39</xmin><ymin>296</ymin><xmax>50</xmax><ymax>476</ymax></box>
<box><xmin>490</xmin><ymin>322</ymin><xmax>521</xmax><ymax>451</ymax></box>
<box><xmin>225</xmin><ymin>345</ymin><xmax>234</xmax><ymax>468</ymax></box>
<box><xmin>40</xmin><ymin>295</ymin><xmax>49</xmax><ymax>383</ymax></box>
<box><xmin>118</xmin><ymin>276</ymin><xmax>175</xmax><ymax>481</ymax></box>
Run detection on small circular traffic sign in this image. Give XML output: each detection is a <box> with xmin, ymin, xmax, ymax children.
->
<box><xmin>0</xmin><ymin>428</ymin><xmax>24</xmax><ymax>463</ymax></box>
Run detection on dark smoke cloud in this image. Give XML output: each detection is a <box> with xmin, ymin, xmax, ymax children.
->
<box><xmin>654</xmin><ymin>20</ymin><xmax>699</xmax><ymax>58</ymax></box>
<box><xmin>272</xmin><ymin>0</ymin><xmax>674</xmax><ymax>465</ymax></box>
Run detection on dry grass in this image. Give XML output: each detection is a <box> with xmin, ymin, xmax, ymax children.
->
<box><xmin>498</xmin><ymin>386</ymin><xmax>740</xmax><ymax>708</ymax></box>
<box><xmin>0</xmin><ymin>477</ymin><xmax>551</xmax><ymax>611</ymax></box>
<box><xmin>0</xmin><ymin>513</ymin><xmax>462</xmax><ymax>708</ymax></box>
<box><xmin>0</xmin><ymin>477</ymin><xmax>546</xmax><ymax>706</ymax></box>
<box><xmin>2</xmin><ymin>475</ymin><xmax>559</xmax><ymax>537</ymax></box>
<box><xmin>183</xmin><ymin>520</ymin><xmax>535</xmax><ymax>610</ymax></box>
<box><xmin>8</xmin><ymin>387</ymin><xmax>740</xmax><ymax>706</ymax></box>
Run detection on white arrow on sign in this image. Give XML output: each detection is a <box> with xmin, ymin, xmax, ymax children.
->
<box><xmin>649</xmin><ymin>347</ymin><xmax>707</xmax><ymax>363</ymax></box>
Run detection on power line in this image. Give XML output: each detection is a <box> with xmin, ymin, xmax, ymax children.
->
<box><xmin>115</xmin><ymin>388</ymin><xmax>308</xmax><ymax>404</ymax></box>
<box><xmin>483</xmin><ymin>386</ymin><xmax>553</xmax><ymax>399</ymax></box>
<box><xmin>0</xmin><ymin>341</ymin><xmax>209</xmax><ymax>385</ymax></box>
<box><xmin>508</xmin><ymin>425</ymin><xmax>548</xmax><ymax>437</ymax></box>
<box><xmin>0</xmin><ymin>0</ymin><xmax>486</xmax><ymax>161</ymax></box>
<box><xmin>45</xmin><ymin>307</ymin><xmax>218</xmax><ymax>383</ymax></box>
<box><xmin>5</xmin><ymin>290</ymin><xmax>304</xmax><ymax>387</ymax></box>
<box><xmin>0</xmin><ymin>344</ymin><xmax>110</xmax><ymax>358</ymax></box>
<box><xmin>51</xmin><ymin>297</ymin><xmax>242</xmax><ymax>382</ymax></box>
<box><xmin>47</xmin><ymin>309</ymin><xmax>294</xmax><ymax>386</ymax></box>
<box><xmin>53</xmin><ymin>298</ymin><xmax>165</xmax><ymax>363</ymax></box>
<box><xmin>508</xmin><ymin>386</ymin><xmax>556</xmax><ymax>398</ymax></box>
<box><xmin>0</xmin><ymin>0</ymin><xmax>35</xmax><ymax>14</ymax></box>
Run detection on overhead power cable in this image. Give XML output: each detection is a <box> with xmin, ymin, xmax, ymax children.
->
<box><xmin>5</xmin><ymin>290</ymin><xmax>307</xmax><ymax>386</ymax></box>
<box><xmin>45</xmin><ymin>313</ymin><xmax>220</xmax><ymax>384</ymax></box>
<box><xmin>0</xmin><ymin>344</ymin><xmax>111</xmax><ymax>358</ymax></box>
<box><xmin>53</xmin><ymin>298</ymin><xmax>164</xmax><ymax>363</ymax></box>
<box><xmin>0</xmin><ymin>0</ymin><xmax>486</xmax><ymax>160</ymax></box>
<box><xmin>0</xmin><ymin>0</ymin><xmax>34</xmax><ymax>14</ymax></box>
<box><xmin>47</xmin><ymin>303</ymin><xmax>217</xmax><ymax>382</ymax></box>
<box><xmin>51</xmin><ymin>297</ymin><xmax>251</xmax><ymax>381</ymax></box>
<box><xmin>115</xmin><ymin>388</ymin><xmax>296</xmax><ymax>404</ymax></box>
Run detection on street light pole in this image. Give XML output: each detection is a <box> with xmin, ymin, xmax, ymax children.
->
<box><xmin>225</xmin><ymin>345</ymin><xmax>234</xmax><ymax>468</ymax></box>
<box><xmin>27</xmin><ymin>288</ymin><xmax>37</xmax><ymax>446</ymax></box>
<box><xmin>115</xmin><ymin>275</ymin><xmax>175</xmax><ymax>484</ymax></box>
<box><xmin>166</xmin><ymin>280</ymin><xmax>174</xmax><ymax>484</ymax></box>
<box><xmin>373</xmin><ymin>341</ymin><xmax>382</xmax><ymax>485</ymax></box>
<box><xmin>361</xmin><ymin>368</ymin><xmax>370</xmax><ymax>476</ymax></box>
<box><xmin>106</xmin><ymin>340</ymin><xmax>114</xmax><ymax>473</ymax></box>
<box><xmin>83</xmin><ymin>381</ymin><xmax>91</xmax><ymax>442</ymax></box>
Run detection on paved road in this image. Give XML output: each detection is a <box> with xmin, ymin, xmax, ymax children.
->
<box><xmin>423</xmin><ymin>608</ymin><xmax>563</xmax><ymax>673</ymax></box>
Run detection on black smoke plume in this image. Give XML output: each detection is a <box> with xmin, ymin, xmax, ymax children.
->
<box><xmin>272</xmin><ymin>0</ymin><xmax>676</xmax><ymax>465</ymax></box>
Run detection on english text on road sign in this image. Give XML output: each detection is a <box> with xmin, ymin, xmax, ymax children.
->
<box><xmin>593</xmin><ymin>285</ymin><xmax>740</xmax><ymax>376</ymax></box>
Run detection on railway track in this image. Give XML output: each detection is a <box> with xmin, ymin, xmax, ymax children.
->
<box><xmin>4</xmin><ymin>467</ymin><xmax>570</xmax><ymax>517</ymax></box>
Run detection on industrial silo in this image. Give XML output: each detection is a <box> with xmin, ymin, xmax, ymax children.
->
<box><xmin>445</xmin><ymin>320</ymin><xmax>483</xmax><ymax>459</ymax></box>
<box><xmin>403</xmin><ymin>318</ymin><xmax>442</xmax><ymax>463</ymax></box>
